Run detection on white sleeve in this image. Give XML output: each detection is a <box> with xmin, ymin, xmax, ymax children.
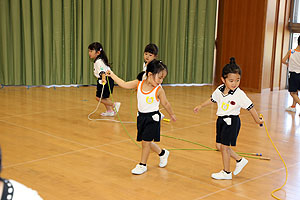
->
<box><xmin>93</xmin><ymin>60</ymin><xmax>110</xmax><ymax>78</ymax></box>
<box><xmin>93</xmin><ymin>62</ymin><xmax>101</xmax><ymax>78</ymax></box>
<box><xmin>238</xmin><ymin>90</ymin><xmax>253</xmax><ymax>110</ymax></box>
<box><xmin>10</xmin><ymin>180</ymin><xmax>43</xmax><ymax>200</ymax></box>
<box><xmin>211</xmin><ymin>88</ymin><xmax>219</xmax><ymax>103</ymax></box>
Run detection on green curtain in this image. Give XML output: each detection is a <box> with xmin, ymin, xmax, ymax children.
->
<box><xmin>0</xmin><ymin>0</ymin><xmax>217</xmax><ymax>85</ymax></box>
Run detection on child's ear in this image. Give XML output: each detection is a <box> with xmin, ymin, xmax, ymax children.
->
<box><xmin>147</xmin><ymin>72</ymin><xmax>153</xmax><ymax>77</ymax></box>
<box><xmin>221</xmin><ymin>77</ymin><xmax>225</xmax><ymax>83</ymax></box>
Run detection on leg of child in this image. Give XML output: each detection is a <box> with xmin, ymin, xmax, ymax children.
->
<box><xmin>131</xmin><ymin>141</ymin><xmax>150</xmax><ymax>175</ymax></box>
<box><xmin>141</xmin><ymin>141</ymin><xmax>151</xmax><ymax>164</ymax></box>
<box><xmin>292</xmin><ymin>99</ymin><xmax>297</xmax><ymax>107</ymax></box>
<box><xmin>150</xmin><ymin>142</ymin><xmax>170</xmax><ymax>168</ymax></box>
<box><xmin>150</xmin><ymin>142</ymin><xmax>161</xmax><ymax>154</ymax></box>
<box><xmin>291</xmin><ymin>92</ymin><xmax>300</xmax><ymax>105</ymax></box>
<box><xmin>217</xmin><ymin>142</ymin><xmax>248</xmax><ymax>175</ymax></box>
<box><xmin>101</xmin><ymin>98</ymin><xmax>114</xmax><ymax>112</ymax></box>
<box><xmin>220</xmin><ymin>144</ymin><xmax>231</xmax><ymax>172</ymax></box>
<box><xmin>216</xmin><ymin>143</ymin><xmax>240</xmax><ymax>160</ymax></box>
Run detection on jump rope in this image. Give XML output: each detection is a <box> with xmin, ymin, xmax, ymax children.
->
<box><xmin>87</xmin><ymin>79</ymin><xmax>135</xmax><ymax>124</ymax></box>
<box><xmin>88</xmin><ymin>78</ymin><xmax>288</xmax><ymax>200</ymax></box>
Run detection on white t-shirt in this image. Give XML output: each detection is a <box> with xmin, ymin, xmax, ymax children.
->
<box><xmin>93</xmin><ymin>59</ymin><xmax>111</xmax><ymax>78</ymax></box>
<box><xmin>137</xmin><ymin>80</ymin><xmax>161</xmax><ymax>113</ymax></box>
<box><xmin>142</xmin><ymin>62</ymin><xmax>147</xmax><ymax>72</ymax></box>
<box><xmin>1</xmin><ymin>179</ymin><xmax>43</xmax><ymax>200</ymax></box>
<box><xmin>142</xmin><ymin>62</ymin><xmax>147</xmax><ymax>80</ymax></box>
<box><xmin>289</xmin><ymin>49</ymin><xmax>300</xmax><ymax>73</ymax></box>
<box><xmin>211</xmin><ymin>85</ymin><xmax>253</xmax><ymax>116</ymax></box>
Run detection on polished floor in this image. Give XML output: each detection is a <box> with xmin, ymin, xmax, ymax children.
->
<box><xmin>0</xmin><ymin>85</ymin><xmax>299</xmax><ymax>200</ymax></box>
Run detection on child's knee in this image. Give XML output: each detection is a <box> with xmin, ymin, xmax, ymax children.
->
<box><xmin>220</xmin><ymin>144</ymin><xmax>230</xmax><ymax>151</ymax></box>
<box><xmin>142</xmin><ymin>141</ymin><xmax>151</xmax><ymax>147</ymax></box>
<box><xmin>290</xmin><ymin>92</ymin><xmax>298</xmax><ymax>96</ymax></box>
<box><xmin>216</xmin><ymin>143</ymin><xmax>221</xmax><ymax>150</ymax></box>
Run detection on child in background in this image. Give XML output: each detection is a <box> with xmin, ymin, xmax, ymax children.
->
<box><xmin>107</xmin><ymin>59</ymin><xmax>176</xmax><ymax>175</ymax></box>
<box><xmin>142</xmin><ymin>43</ymin><xmax>158</xmax><ymax>72</ymax></box>
<box><xmin>282</xmin><ymin>35</ymin><xmax>300</xmax><ymax>114</ymax></box>
<box><xmin>88</xmin><ymin>42</ymin><xmax>121</xmax><ymax>116</ymax></box>
<box><xmin>139</xmin><ymin>43</ymin><xmax>165</xmax><ymax>119</ymax></box>
<box><xmin>194</xmin><ymin>57</ymin><xmax>263</xmax><ymax>180</ymax></box>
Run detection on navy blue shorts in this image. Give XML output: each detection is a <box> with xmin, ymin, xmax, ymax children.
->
<box><xmin>216</xmin><ymin>115</ymin><xmax>241</xmax><ymax>146</ymax></box>
<box><xmin>137</xmin><ymin>111</ymin><xmax>161</xmax><ymax>142</ymax></box>
<box><xmin>96</xmin><ymin>77</ymin><xmax>114</xmax><ymax>99</ymax></box>
<box><xmin>288</xmin><ymin>72</ymin><xmax>300</xmax><ymax>92</ymax></box>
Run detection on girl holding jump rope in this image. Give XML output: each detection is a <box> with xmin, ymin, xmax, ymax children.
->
<box><xmin>107</xmin><ymin>59</ymin><xmax>176</xmax><ymax>175</ymax></box>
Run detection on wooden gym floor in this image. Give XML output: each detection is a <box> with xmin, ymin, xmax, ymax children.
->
<box><xmin>0</xmin><ymin>85</ymin><xmax>299</xmax><ymax>200</ymax></box>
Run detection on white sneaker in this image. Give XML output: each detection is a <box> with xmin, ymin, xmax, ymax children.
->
<box><xmin>160</xmin><ymin>112</ymin><xmax>165</xmax><ymax>120</ymax></box>
<box><xmin>113</xmin><ymin>102</ymin><xmax>121</xmax><ymax>113</ymax></box>
<box><xmin>211</xmin><ymin>170</ymin><xmax>232</xmax><ymax>180</ymax></box>
<box><xmin>233</xmin><ymin>157</ymin><xmax>248</xmax><ymax>175</ymax></box>
<box><xmin>159</xmin><ymin>149</ymin><xmax>169</xmax><ymax>168</ymax></box>
<box><xmin>131</xmin><ymin>164</ymin><xmax>147</xmax><ymax>175</ymax></box>
<box><xmin>286</xmin><ymin>106</ymin><xmax>296</xmax><ymax>113</ymax></box>
<box><xmin>101</xmin><ymin>111</ymin><xmax>115</xmax><ymax>117</ymax></box>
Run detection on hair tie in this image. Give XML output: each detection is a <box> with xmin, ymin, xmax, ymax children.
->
<box><xmin>99</xmin><ymin>48</ymin><xmax>102</xmax><ymax>51</ymax></box>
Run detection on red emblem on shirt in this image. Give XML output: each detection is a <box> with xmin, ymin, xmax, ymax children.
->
<box><xmin>230</xmin><ymin>101</ymin><xmax>235</xmax><ymax>105</ymax></box>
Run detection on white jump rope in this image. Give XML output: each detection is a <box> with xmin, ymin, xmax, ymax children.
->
<box><xmin>87</xmin><ymin>79</ymin><xmax>135</xmax><ymax>123</ymax></box>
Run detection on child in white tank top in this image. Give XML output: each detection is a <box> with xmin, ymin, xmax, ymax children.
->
<box><xmin>282</xmin><ymin>35</ymin><xmax>300</xmax><ymax>113</ymax></box>
<box><xmin>107</xmin><ymin>59</ymin><xmax>176</xmax><ymax>175</ymax></box>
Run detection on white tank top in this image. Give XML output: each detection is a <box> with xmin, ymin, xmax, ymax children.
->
<box><xmin>289</xmin><ymin>49</ymin><xmax>300</xmax><ymax>73</ymax></box>
<box><xmin>137</xmin><ymin>80</ymin><xmax>161</xmax><ymax>113</ymax></box>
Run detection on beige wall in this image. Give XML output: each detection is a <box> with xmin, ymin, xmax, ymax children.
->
<box><xmin>280</xmin><ymin>0</ymin><xmax>291</xmax><ymax>90</ymax></box>
<box><xmin>216</xmin><ymin>0</ymin><xmax>290</xmax><ymax>92</ymax></box>
<box><xmin>262</xmin><ymin>0</ymin><xmax>276</xmax><ymax>90</ymax></box>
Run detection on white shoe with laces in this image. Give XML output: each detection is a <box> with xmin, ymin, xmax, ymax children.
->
<box><xmin>211</xmin><ymin>170</ymin><xmax>232</xmax><ymax>180</ymax></box>
<box><xmin>233</xmin><ymin>157</ymin><xmax>248</xmax><ymax>175</ymax></box>
<box><xmin>100</xmin><ymin>111</ymin><xmax>115</xmax><ymax>117</ymax></box>
<box><xmin>131</xmin><ymin>164</ymin><xmax>147</xmax><ymax>175</ymax></box>
<box><xmin>286</xmin><ymin>106</ymin><xmax>296</xmax><ymax>113</ymax></box>
<box><xmin>159</xmin><ymin>149</ymin><xmax>169</xmax><ymax>168</ymax></box>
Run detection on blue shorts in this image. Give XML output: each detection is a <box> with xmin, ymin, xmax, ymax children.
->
<box><xmin>137</xmin><ymin>111</ymin><xmax>161</xmax><ymax>142</ymax></box>
<box><xmin>288</xmin><ymin>72</ymin><xmax>300</xmax><ymax>92</ymax></box>
<box><xmin>216</xmin><ymin>115</ymin><xmax>241</xmax><ymax>146</ymax></box>
<box><xmin>96</xmin><ymin>77</ymin><xmax>114</xmax><ymax>99</ymax></box>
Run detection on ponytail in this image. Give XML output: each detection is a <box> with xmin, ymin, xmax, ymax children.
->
<box><xmin>222</xmin><ymin>57</ymin><xmax>241</xmax><ymax>78</ymax></box>
<box><xmin>229</xmin><ymin>57</ymin><xmax>236</xmax><ymax>64</ymax></box>
<box><xmin>137</xmin><ymin>71</ymin><xmax>145</xmax><ymax>81</ymax></box>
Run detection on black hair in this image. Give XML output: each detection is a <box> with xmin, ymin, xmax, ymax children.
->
<box><xmin>88</xmin><ymin>42</ymin><xmax>110</xmax><ymax>67</ymax></box>
<box><xmin>0</xmin><ymin>147</ymin><xmax>2</xmax><ymax>173</ymax></box>
<box><xmin>222</xmin><ymin>57</ymin><xmax>242</xmax><ymax>79</ymax></box>
<box><xmin>137</xmin><ymin>59</ymin><xmax>167</xmax><ymax>81</ymax></box>
<box><xmin>144</xmin><ymin>43</ymin><xmax>159</xmax><ymax>55</ymax></box>
<box><xmin>298</xmin><ymin>36</ymin><xmax>300</xmax><ymax>46</ymax></box>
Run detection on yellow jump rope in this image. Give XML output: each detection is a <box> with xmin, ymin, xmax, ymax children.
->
<box><xmin>88</xmin><ymin>80</ymin><xmax>288</xmax><ymax>199</ymax></box>
<box><xmin>260</xmin><ymin>114</ymin><xmax>288</xmax><ymax>200</ymax></box>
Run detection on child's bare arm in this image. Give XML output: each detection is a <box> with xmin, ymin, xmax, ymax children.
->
<box><xmin>158</xmin><ymin>88</ymin><xmax>176</xmax><ymax>121</ymax></box>
<box><xmin>194</xmin><ymin>98</ymin><xmax>214</xmax><ymax>113</ymax></box>
<box><xmin>106</xmin><ymin>70</ymin><xmax>138</xmax><ymax>89</ymax></box>
<box><xmin>249</xmin><ymin>107</ymin><xmax>264</xmax><ymax>124</ymax></box>
<box><xmin>282</xmin><ymin>50</ymin><xmax>290</xmax><ymax>65</ymax></box>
